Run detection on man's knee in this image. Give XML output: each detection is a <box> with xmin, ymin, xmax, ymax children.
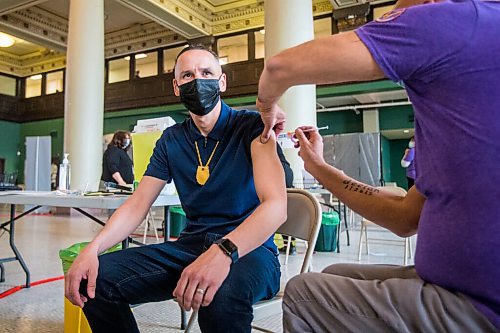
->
<box><xmin>322</xmin><ymin>263</ymin><xmax>360</xmax><ymax>276</ymax></box>
<box><xmin>284</xmin><ymin>272</ymin><xmax>329</xmax><ymax>306</ymax></box>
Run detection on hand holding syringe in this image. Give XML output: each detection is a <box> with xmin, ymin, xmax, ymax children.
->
<box><xmin>291</xmin><ymin>126</ymin><xmax>329</xmax><ymax>146</ymax></box>
<box><xmin>277</xmin><ymin>126</ymin><xmax>329</xmax><ymax>148</ymax></box>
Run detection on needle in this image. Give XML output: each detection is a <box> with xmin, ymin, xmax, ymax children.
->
<box><xmin>300</xmin><ymin>126</ymin><xmax>329</xmax><ymax>133</ymax></box>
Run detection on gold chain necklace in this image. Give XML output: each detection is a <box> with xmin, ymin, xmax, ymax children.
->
<box><xmin>194</xmin><ymin>140</ymin><xmax>220</xmax><ymax>185</ymax></box>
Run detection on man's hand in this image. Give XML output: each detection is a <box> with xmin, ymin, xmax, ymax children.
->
<box><xmin>295</xmin><ymin>126</ymin><xmax>327</xmax><ymax>172</ymax></box>
<box><xmin>173</xmin><ymin>244</ymin><xmax>231</xmax><ymax>311</ymax></box>
<box><xmin>65</xmin><ymin>248</ymin><xmax>99</xmax><ymax>308</ymax></box>
<box><xmin>256</xmin><ymin>98</ymin><xmax>286</xmax><ymax>143</ymax></box>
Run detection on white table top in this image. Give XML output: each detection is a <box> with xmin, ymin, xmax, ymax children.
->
<box><xmin>0</xmin><ymin>191</ymin><xmax>180</xmax><ymax>209</ymax></box>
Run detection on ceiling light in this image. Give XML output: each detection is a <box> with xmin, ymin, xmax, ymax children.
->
<box><xmin>403</xmin><ymin>129</ymin><xmax>410</xmax><ymax>133</ymax></box>
<box><xmin>0</xmin><ymin>32</ymin><xmax>15</xmax><ymax>48</ymax></box>
<box><xmin>259</xmin><ymin>29</ymin><xmax>265</xmax><ymax>35</ymax></box>
<box><xmin>124</xmin><ymin>53</ymin><xmax>148</xmax><ymax>61</ymax></box>
<box><xmin>29</xmin><ymin>74</ymin><xmax>42</xmax><ymax>80</ymax></box>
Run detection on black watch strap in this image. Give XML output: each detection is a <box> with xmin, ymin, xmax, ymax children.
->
<box><xmin>215</xmin><ymin>238</ymin><xmax>239</xmax><ymax>264</ymax></box>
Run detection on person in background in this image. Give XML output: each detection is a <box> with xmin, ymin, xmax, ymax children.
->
<box><xmin>101</xmin><ymin>130</ymin><xmax>134</xmax><ymax>187</ymax></box>
<box><xmin>400</xmin><ymin>136</ymin><xmax>416</xmax><ymax>188</ymax></box>
<box><xmin>256</xmin><ymin>0</ymin><xmax>499</xmax><ymax>331</ymax></box>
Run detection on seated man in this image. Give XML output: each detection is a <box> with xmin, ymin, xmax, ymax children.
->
<box><xmin>65</xmin><ymin>44</ymin><xmax>287</xmax><ymax>333</ymax></box>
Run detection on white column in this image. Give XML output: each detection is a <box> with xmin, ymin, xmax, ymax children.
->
<box><xmin>363</xmin><ymin>109</ymin><xmax>380</xmax><ymax>133</ymax></box>
<box><xmin>64</xmin><ymin>0</ymin><xmax>104</xmax><ymax>191</ymax></box>
<box><xmin>264</xmin><ymin>0</ymin><xmax>316</xmax><ymax>186</ymax></box>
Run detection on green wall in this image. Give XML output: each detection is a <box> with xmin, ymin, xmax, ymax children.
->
<box><xmin>380</xmin><ymin>105</ymin><xmax>414</xmax><ymax>130</ymax></box>
<box><xmin>389</xmin><ymin>139</ymin><xmax>411</xmax><ymax>189</ymax></box>
<box><xmin>0</xmin><ymin>120</ymin><xmax>21</xmax><ymax>173</ymax></box>
<box><xmin>317</xmin><ymin>111</ymin><xmax>363</xmax><ymax>135</ymax></box>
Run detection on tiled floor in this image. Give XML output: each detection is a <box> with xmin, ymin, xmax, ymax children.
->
<box><xmin>0</xmin><ymin>205</ymin><xmax>414</xmax><ymax>332</ymax></box>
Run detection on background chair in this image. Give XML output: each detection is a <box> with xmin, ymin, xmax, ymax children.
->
<box><xmin>184</xmin><ymin>188</ymin><xmax>323</xmax><ymax>333</ymax></box>
<box><xmin>357</xmin><ymin>186</ymin><xmax>414</xmax><ymax>265</ymax></box>
<box><xmin>141</xmin><ymin>208</ymin><xmax>160</xmax><ymax>244</ymax></box>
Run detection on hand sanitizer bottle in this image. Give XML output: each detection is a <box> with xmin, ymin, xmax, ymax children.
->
<box><xmin>58</xmin><ymin>153</ymin><xmax>71</xmax><ymax>190</ymax></box>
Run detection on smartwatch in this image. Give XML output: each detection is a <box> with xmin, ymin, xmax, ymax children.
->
<box><xmin>215</xmin><ymin>238</ymin><xmax>239</xmax><ymax>264</ymax></box>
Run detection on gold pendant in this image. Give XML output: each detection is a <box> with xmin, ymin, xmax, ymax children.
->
<box><xmin>196</xmin><ymin>166</ymin><xmax>210</xmax><ymax>185</ymax></box>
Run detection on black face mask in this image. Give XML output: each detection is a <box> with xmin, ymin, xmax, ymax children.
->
<box><xmin>178</xmin><ymin>78</ymin><xmax>221</xmax><ymax>116</ymax></box>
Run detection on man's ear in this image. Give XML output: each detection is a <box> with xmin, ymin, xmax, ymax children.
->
<box><xmin>173</xmin><ymin>79</ymin><xmax>180</xmax><ymax>97</ymax></box>
<box><xmin>219</xmin><ymin>73</ymin><xmax>227</xmax><ymax>93</ymax></box>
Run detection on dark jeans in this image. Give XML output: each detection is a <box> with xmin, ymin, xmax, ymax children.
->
<box><xmin>80</xmin><ymin>232</ymin><xmax>281</xmax><ymax>333</ymax></box>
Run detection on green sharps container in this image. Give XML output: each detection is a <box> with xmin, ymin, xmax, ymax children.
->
<box><xmin>170</xmin><ymin>206</ymin><xmax>187</xmax><ymax>237</ymax></box>
<box><xmin>314</xmin><ymin>211</ymin><xmax>340</xmax><ymax>252</ymax></box>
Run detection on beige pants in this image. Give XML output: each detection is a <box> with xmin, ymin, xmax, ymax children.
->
<box><xmin>283</xmin><ymin>264</ymin><xmax>497</xmax><ymax>333</ymax></box>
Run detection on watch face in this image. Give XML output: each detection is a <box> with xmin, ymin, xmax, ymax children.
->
<box><xmin>221</xmin><ymin>238</ymin><xmax>237</xmax><ymax>253</ymax></box>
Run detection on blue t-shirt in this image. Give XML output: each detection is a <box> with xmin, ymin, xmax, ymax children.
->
<box><xmin>145</xmin><ymin>101</ymin><xmax>276</xmax><ymax>251</ymax></box>
<box><xmin>357</xmin><ymin>0</ymin><xmax>500</xmax><ymax>328</ymax></box>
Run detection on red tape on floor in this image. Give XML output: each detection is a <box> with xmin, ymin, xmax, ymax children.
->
<box><xmin>0</xmin><ymin>275</ymin><xmax>64</xmax><ymax>299</ymax></box>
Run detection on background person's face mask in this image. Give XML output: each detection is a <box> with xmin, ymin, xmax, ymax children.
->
<box><xmin>409</xmin><ymin>140</ymin><xmax>415</xmax><ymax>148</ymax></box>
<box><xmin>178</xmin><ymin>78</ymin><xmax>221</xmax><ymax>116</ymax></box>
<box><xmin>123</xmin><ymin>138</ymin><xmax>131</xmax><ymax>148</ymax></box>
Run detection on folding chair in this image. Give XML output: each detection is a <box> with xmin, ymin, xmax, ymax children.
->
<box><xmin>184</xmin><ymin>188</ymin><xmax>322</xmax><ymax>332</ymax></box>
<box><xmin>357</xmin><ymin>186</ymin><xmax>414</xmax><ymax>265</ymax></box>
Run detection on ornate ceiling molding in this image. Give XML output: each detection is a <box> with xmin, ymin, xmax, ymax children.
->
<box><xmin>0</xmin><ymin>51</ymin><xmax>65</xmax><ymax>76</ymax></box>
<box><xmin>211</xmin><ymin>0</ymin><xmax>333</xmax><ymax>35</ymax></box>
<box><xmin>118</xmin><ymin>0</ymin><xmax>211</xmax><ymax>38</ymax></box>
<box><xmin>105</xmin><ymin>22</ymin><xmax>187</xmax><ymax>58</ymax></box>
<box><xmin>0</xmin><ymin>6</ymin><xmax>68</xmax><ymax>52</ymax></box>
<box><xmin>212</xmin><ymin>6</ymin><xmax>264</xmax><ymax>35</ymax></box>
<box><xmin>173</xmin><ymin>0</ymin><xmax>213</xmax><ymax>21</ymax></box>
<box><xmin>0</xmin><ymin>0</ymin><xmax>48</xmax><ymax>15</ymax></box>
<box><xmin>0</xmin><ymin>0</ymin><xmax>335</xmax><ymax>76</ymax></box>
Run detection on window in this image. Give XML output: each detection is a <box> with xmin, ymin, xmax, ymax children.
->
<box><xmin>217</xmin><ymin>34</ymin><xmax>248</xmax><ymax>64</ymax></box>
<box><xmin>108</xmin><ymin>58</ymin><xmax>130</xmax><ymax>83</ymax></box>
<box><xmin>135</xmin><ymin>51</ymin><xmax>158</xmax><ymax>78</ymax></box>
<box><xmin>163</xmin><ymin>45</ymin><xmax>187</xmax><ymax>74</ymax></box>
<box><xmin>314</xmin><ymin>17</ymin><xmax>332</xmax><ymax>38</ymax></box>
<box><xmin>25</xmin><ymin>75</ymin><xmax>42</xmax><ymax>98</ymax></box>
<box><xmin>0</xmin><ymin>75</ymin><xmax>16</xmax><ymax>96</ymax></box>
<box><xmin>46</xmin><ymin>70</ymin><xmax>64</xmax><ymax>94</ymax></box>
<box><xmin>255</xmin><ymin>30</ymin><xmax>265</xmax><ymax>59</ymax></box>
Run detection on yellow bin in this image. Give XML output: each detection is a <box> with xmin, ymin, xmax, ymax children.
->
<box><xmin>64</xmin><ymin>298</ymin><xmax>92</xmax><ymax>333</ymax></box>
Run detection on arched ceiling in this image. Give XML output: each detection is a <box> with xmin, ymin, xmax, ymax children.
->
<box><xmin>0</xmin><ymin>0</ymin><xmax>335</xmax><ymax>77</ymax></box>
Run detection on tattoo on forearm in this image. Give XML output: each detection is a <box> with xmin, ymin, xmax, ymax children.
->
<box><xmin>342</xmin><ymin>180</ymin><xmax>379</xmax><ymax>196</ymax></box>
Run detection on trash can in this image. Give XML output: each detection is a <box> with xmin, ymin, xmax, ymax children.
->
<box><xmin>170</xmin><ymin>206</ymin><xmax>187</xmax><ymax>237</ymax></box>
<box><xmin>314</xmin><ymin>211</ymin><xmax>340</xmax><ymax>252</ymax></box>
<box><xmin>59</xmin><ymin>242</ymin><xmax>121</xmax><ymax>333</ymax></box>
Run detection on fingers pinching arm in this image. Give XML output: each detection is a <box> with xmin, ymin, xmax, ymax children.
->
<box><xmin>256</xmin><ymin>98</ymin><xmax>286</xmax><ymax>143</ymax></box>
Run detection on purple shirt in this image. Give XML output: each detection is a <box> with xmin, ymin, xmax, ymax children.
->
<box><xmin>357</xmin><ymin>0</ymin><xmax>500</xmax><ymax>328</ymax></box>
<box><xmin>403</xmin><ymin>147</ymin><xmax>416</xmax><ymax>179</ymax></box>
